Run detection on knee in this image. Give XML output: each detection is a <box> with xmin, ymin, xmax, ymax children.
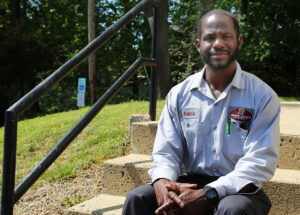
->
<box><xmin>125</xmin><ymin>187</ymin><xmax>142</xmax><ymax>203</ymax></box>
<box><xmin>217</xmin><ymin>196</ymin><xmax>249</xmax><ymax>215</ymax></box>
<box><xmin>125</xmin><ymin>185</ymin><xmax>155</xmax><ymax>204</ymax></box>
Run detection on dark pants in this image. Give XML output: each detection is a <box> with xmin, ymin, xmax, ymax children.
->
<box><xmin>122</xmin><ymin>174</ymin><xmax>271</xmax><ymax>215</ymax></box>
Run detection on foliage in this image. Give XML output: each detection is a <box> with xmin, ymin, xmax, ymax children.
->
<box><xmin>168</xmin><ymin>0</ymin><xmax>204</xmax><ymax>84</ymax></box>
<box><xmin>0</xmin><ymin>0</ymin><xmax>299</xmax><ymax>126</ymax></box>
<box><xmin>214</xmin><ymin>0</ymin><xmax>300</xmax><ymax>96</ymax></box>
<box><xmin>0</xmin><ymin>100</ymin><xmax>165</xmax><ymax>187</ymax></box>
<box><xmin>0</xmin><ymin>0</ymin><xmax>152</xmax><ymax>125</ymax></box>
<box><xmin>64</xmin><ymin>195</ymin><xmax>85</xmax><ymax>208</ymax></box>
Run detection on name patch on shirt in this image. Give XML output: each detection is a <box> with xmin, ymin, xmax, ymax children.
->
<box><xmin>182</xmin><ymin>108</ymin><xmax>200</xmax><ymax>119</ymax></box>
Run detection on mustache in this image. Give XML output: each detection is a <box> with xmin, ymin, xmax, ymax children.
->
<box><xmin>209</xmin><ymin>49</ymin><xmax>230</xmax><ymax>55</ymax></box>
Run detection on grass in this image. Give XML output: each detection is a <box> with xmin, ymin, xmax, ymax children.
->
<box><xmin>279</xmin><ymin>97</ymin><xmax>300</xmax><ymax>101</ymax></box>
<box><xmin>0</xmin><ymin>100</ymin><xmax>166</xmax><ymax>188</ymax></box>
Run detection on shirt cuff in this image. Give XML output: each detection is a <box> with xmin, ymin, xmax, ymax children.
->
<box><xmin>148</xmin><ymin>168</ymin><xmax>178</xmax><ymax>183</ymax></box>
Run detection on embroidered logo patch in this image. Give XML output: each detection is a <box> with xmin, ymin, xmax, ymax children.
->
<box><xmin>229</xmin><ymin>107</ymin><xmax>253</xmax><ymax>130</ymax></box>
<box><xmin>230</xmin><ymin>108</ymin><xmax>252</xmax><ymax>122</ymax></box>
<box><xmin>182</xmin><ymin>108</ymin><xmax>200</xmax><ymax>119</ymax></box>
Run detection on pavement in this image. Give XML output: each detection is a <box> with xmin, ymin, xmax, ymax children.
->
<box><xmin>280</xmin><ymin>102</ymin><xmax>300</xmax><ymax>136</ymax></box>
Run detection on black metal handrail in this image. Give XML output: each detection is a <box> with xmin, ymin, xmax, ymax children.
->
<box><xmin>1</xmin><ymin>0</ymin><xmax>159</xmax><ymax>214</ymax></box>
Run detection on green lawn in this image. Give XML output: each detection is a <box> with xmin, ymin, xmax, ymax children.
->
<box><xmin>279</xmin><ymin>97</ymin><xmax>300</xmax><ymax>101</ymax></box>
<box><xmin>0</xmin><ymin>100</ymin><xmax>165</xmax><ymax>188</ymax></box>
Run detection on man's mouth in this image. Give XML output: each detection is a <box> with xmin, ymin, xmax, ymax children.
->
<box><xmin>210</xmin><ymin>50</ymin><xmax>229</xmax><ymax>59</ymax></box>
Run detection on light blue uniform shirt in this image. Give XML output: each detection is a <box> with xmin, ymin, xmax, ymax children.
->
<box><xmin>148</xmin><ymin>62</ymin><xmax>280</xmax><ymax>199</ymax></box>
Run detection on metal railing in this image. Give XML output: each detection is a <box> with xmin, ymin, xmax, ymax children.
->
<box><xmin>1</xmin><ymin>0</ymin><xmax>159</xmax><ymax>214</ymax></box>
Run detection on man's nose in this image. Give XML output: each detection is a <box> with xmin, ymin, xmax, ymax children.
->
<box><xmin>212</xmin><ymin>37</ymin><xmax>225</xmax><ymax>49</ymax></box>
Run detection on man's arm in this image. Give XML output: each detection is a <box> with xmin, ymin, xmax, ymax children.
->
<box><xmin>207</xmin><ymin>92</ymin><xmax>281</xmax><ymax>198</ymax></box>
<box><xmin>148</xmin><ymin>90</ymin><xmax>185</xmax><ymax>183</ymax></box>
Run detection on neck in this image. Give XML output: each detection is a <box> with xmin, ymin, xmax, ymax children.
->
<box><xmin>205</xmin><ymin>61</ymin><xmax>237</xmax><ymax>91</ymax></box>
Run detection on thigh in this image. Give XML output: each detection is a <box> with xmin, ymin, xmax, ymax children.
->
<box><xmin>216</xmin><ymin>189</ymin><xmax>271</xmax><ymax>215</ymax></box>
<box><xmin>122</xmin><ymin>184</ymin><xmax>157</xmax><ymax>215</ymax></box>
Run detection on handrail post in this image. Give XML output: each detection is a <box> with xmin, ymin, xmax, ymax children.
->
<box><xmin>1</xmin><ymin>111</ymin><xmax>18</xmax><ymax>215</ymax></box>
<box><xmin>149</xmin><ymin>6</ymin><xmax>158</xmax><ymax>121</ymax></box>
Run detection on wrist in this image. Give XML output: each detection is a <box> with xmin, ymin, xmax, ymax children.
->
<box><xmin>203</xmin><ymin>186</ymin><xmax>219</xmax><ymax>206</ymax></box>
<box><xmin>152</xmin><ymin>178</ymin><xmax>170</xmax><ymax>185</ymax></box>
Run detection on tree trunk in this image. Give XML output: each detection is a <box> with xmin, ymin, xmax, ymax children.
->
<box><xmin>88</xmin><ymin>0</ymin><xmax>97</xmax><ymax>105</ymax></box>
<box><xmin>156</xmin><ymin>0</ymin><xmax>171</xmax><ymax>98</ymax></box>
<box><xmin>143</xmin><ymin>0</ymin><xmax>171</xmax><ymax>99</ymax></box>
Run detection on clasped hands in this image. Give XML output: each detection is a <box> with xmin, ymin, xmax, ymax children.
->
<box><xmin>153</xmin><ymin>178</ymin><xmax>211</xmax><ymax>215</ymax></box>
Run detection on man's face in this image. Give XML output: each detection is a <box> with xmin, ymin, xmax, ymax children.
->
<box><xmin>195</xmin><ymin>14</ymin><xmax>242</xmax><ymax>70</ymax></box>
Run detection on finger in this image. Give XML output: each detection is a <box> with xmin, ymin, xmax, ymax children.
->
<box><xmin>165</xmin><ymin>183</ymin><xmax>197</xmax><ymax>194</ymax></box>
<box><xmin>180</xmin><ymin>183</ymin><xmax>197</xmax><ymax>188</ymax></box>
<box><xmin>168</xmin><ymin>191</ymin><xmax>184</xmax><ymax>208</ymax></box>
<box><xmin>165</xmin><ymin>183</ymin><xmax>181</xmax><ymax>194</ymax></box>
<box><xmin>155</xmin><ymin>201</ymin><xmax>174</xmax><ymax>214</ymax></box>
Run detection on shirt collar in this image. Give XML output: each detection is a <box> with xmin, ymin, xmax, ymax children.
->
<box><xmin>189</xmin><ymin>61</ymin><xmax>245</xmax><ymax>91</ymax></box>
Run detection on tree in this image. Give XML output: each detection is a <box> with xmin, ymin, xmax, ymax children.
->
<box><xmin>88</xmin><ymin>0</ymin><xmax>96</xmax><ymax>105</ymax></box>
<box><xmin>215</xmin><ymin>0</ymin><xmax>300</xmax><ymax>96</ymax></box>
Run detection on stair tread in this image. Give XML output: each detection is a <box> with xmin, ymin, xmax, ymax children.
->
<box><xmin>270</xmin><ymin>168</ymin><xmax>300</xmax><ymax>184</ymax></box>
<box><xmin>66</xmin><ymin>194</ymin><xmax>125</xmax><ymax>215</ymax></box>
<box><xmin>104</xmin><ymin>153</ymin><xmax>152</xmax><ymax>166</ymax></box>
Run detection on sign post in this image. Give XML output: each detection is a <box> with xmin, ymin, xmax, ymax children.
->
<box><xmin>77</xmin><ymin>78</ymin><xmax>86</xmax><ymax>107</ymax></box>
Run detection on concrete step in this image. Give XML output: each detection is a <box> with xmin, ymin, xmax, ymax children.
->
<box><xmin>131</xmin><ymin>121</ymin><xmax>157</xmax><ymax>155</ymax></box>
<box><xmin>131</xmin><ymin>121</ymin><xmax>300</xmax><ymax>170</ymax></box>
<box><xmin>66</xmin><ymin>154</ymin><xmax>300</xmax><ymax>215</ymax></box>
<box><xmin>101</xmin><ymin>154</ymin><xmax>152</xmax><ymax>196</ymax></box>
<box><xmin>264</xmin><ymin>168</ymin><xmax>300</xmax><ymax>215</ymax></box>
<box><xmin>65</xmin><ymin>194</ymin><xmax>125</xmax><ymax>215</ymax></box>
<box><xmin>278</xmin><ymin>135</ymin><xmax>300</xmax><ymax>170</ymax></box>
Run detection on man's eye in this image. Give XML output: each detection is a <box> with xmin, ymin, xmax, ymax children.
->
<box><xmin>205</xmin><ymin>37</ymin><xmax>214</xmax><ymax>41</ymax></box>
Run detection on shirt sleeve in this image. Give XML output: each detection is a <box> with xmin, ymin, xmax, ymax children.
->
<box><xmin>207</xmin><ymin>92</ymin><xmax>281</xmax><ymax>198</ymax></box>
<box><xmin>148</xmin><ymin>90</ymin><xmax>185</xmax><ymax>183</ymax></box>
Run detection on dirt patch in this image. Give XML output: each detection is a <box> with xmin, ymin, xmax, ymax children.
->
<box><xmin>14</xmin><ymin>165</ymin><xmax>103</xmax><ymax>215</ymax></box>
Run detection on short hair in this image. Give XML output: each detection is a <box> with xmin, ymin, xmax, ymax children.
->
<box><xmin>196</xmin><ymin>9</ymin><xmax>240</xmax><ymax>39</ymax></box>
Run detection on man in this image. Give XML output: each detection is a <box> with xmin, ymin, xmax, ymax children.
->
<box><xmin>122</xmin><ymin>9</ymin><xmax>280</xmax><ymax>215</ymax></box>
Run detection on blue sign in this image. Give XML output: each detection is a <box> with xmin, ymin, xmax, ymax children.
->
<box><xmin>78</xmin><ymin>78</ymin><xmax>86</xmax><ymax>93</ymax></box>
<box><xmin>77</xmin><ymin>78</ymin><xmax>86</xmax><ymax>107</ymax></box>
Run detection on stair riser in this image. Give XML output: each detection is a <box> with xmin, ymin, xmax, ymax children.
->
<box><xmin>131</xmin><ymin>122</ymin><xmax>157</xmax><ymax>155</ymax></box>
<box><xmin>131</xmin><ymin>122</ymin><xmax>300</xmax><ymax>170</ymax></box>
<box><xmin>278</xmin><ymin>135</ymin><xmax>300</xmax><ymax>170</ymax></box>
<box><xmin>264</xmin><ymin>182</ymin><xmax>300</xmax><ymax>215</ymax></box>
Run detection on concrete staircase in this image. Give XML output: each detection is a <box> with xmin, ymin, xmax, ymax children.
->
<box><xmin>66</xmin><ymin>103</ymin><xmax>300</xmax><ymax>215</ymax></box>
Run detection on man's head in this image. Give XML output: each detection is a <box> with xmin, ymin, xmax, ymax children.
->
<box><xmin>196</xmin><ymin>9</ymin><xmax>240</xmax><ymax>39</ymax></box>
<box><xmin>195</xmin><ymin>9</ymin><xmax>242</xmax><ymax>71</ymax></box>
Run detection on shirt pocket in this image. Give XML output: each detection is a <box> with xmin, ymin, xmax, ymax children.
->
<box><xmin>180</xmin><ymin>118</ymin><xmax>210</xmax><ymax>155</ymax></box>
<box><xmin>223</xmin><ymin>124</ymin><xmax>248</xmax><ymax>163</ymax></box>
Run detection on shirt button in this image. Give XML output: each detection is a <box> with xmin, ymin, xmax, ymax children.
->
<box><xmin>212</xmin><ymin>148</ymin><xmax>216</xmax><ymax>153</ymax></box>
<box><xmin>213</xmin><ymin>125</ymin><xmax>217</xmax><ymax>130</ymax></box>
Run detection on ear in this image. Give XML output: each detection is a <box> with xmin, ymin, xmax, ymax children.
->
<box><xmin>195</xmin><ymin>39</ymin><xmax>201</xmax><ymax>53</ymax></box>
<box><xmin>238</xmin><ymin>35</ymin><xmax>243</xmax><ymax>50</ymax></box>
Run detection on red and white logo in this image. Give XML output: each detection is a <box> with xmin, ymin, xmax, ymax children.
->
<box><xmin>230</xmin><ymin>108</ymin><xmax>252</xmax><ymax>122</ymax></box>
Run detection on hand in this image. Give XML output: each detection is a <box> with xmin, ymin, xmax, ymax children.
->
<box><xmin>156</xmin><ymin>183</ymin><xmax>211</xmax><ymax>215</ymax></box>
<box><xmin>153</xmin><ymin>179</ymin><xmax>197</xmax><ymax>215</ymax></box>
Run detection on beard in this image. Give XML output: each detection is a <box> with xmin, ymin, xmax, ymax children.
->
<box><xmin>200</xmin><ymin>43</ymin><xmax>239</xmax><ymax>70</ymax></box>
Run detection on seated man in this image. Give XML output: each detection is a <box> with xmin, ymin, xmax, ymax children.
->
<box><xmin>122</xmin><ymin>9</ymin><xmax>280</xmax><ymax>215</ymax></box>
